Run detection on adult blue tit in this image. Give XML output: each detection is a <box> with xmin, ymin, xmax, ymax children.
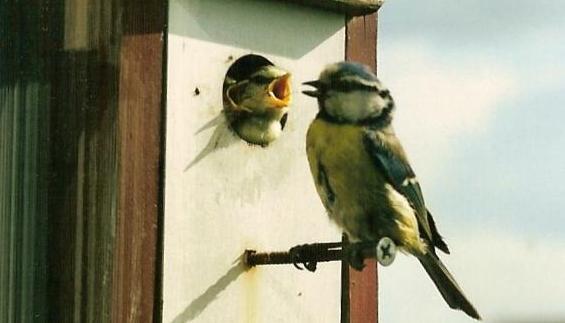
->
<box><xmin>303</xmin><ymin>61</ymin><xmax>481</xmax><ymax>320</ymax></box>
<box><xmin>223</xmin><ymin>55</ymin><xmax>291</xmax><ymax>146</ymax></box>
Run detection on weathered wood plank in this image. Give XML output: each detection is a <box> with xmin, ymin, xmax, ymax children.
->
<box><xmin>278</xmin><ymin>0</ymin><xmax>383</xmax><ymax>16</ymax></box>
<box><xmin>343</xmin><ymin>12</ymin><xmax>379</xmax><ymax>323</ymax></box>
<box><xmin>111</xmin><ymin>0</ymin><xmax>166</xmax><ymax>321</ymax></box>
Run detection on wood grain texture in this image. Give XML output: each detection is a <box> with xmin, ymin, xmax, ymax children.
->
<box><xmin>278</xmin><ymin>0</ymin><xmax>383</xmax><ymax>16</ymax></box>
<box><xmin>346</xmin><ymin>13</ymin><xmax>378</xmax><ymax>69</ymax></box>
<box><xmin>45</xmin><ymin>1</ymin><xmax>120</xmax><ymax>321</ymax></box>
<box><xmin>1</xmin><ymin>3</ymin><xmax>50</xmax><ymax>322</ymax></box>
<box><xmin>2</xmin><ymin>1</ymin><xmax>166</xmax><ymax>322</ymax></box>
<box><xmin>111</xmin><ymin>3</ymin><xmax>166</xmax><ymax>320</ymax></box>
<box><xmin>343</xmin><ymin>12</ymin><xmax>379</xmax><ymax>323</ymax></box>
<box><xmin>47</xmin><ymin>49</ymin><xmax>120</xmax><ymax>323</ymax></box>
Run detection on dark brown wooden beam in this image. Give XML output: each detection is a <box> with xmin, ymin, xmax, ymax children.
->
<box><xmin>346</xmin><ymin>12</ymin><xmax>378</xmax><ymax>68</ymax></box>
<box><xmin>277</xmin><ymin>0</ymin><xmax>383</xmax><ymax>16</ymax></box>
<box><xmin>111</xmin><ymin>0</ymin><xmax>167</xmax><ymax>322</ymax></box>
<box><xmin>343</xmin><ymin>12</ymin><xmax>379</xmax><ymax>323</ymax></box>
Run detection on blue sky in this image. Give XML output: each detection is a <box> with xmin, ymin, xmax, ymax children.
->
<box><xmin>377</xmin><ymin>1</ymin><xmax>565</xmax><ymax>322</ymax></box>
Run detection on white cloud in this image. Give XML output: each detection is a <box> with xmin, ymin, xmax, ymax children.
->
<box><xmin>378</xmin><ymin>41</ymin><xmax>518</xmax><ymax>179</ymax></box>
<box><xmin>375</xmin><ymin>6</ymin><xmax>565</xmax><ymax>323</ymax></box>
<box><xmin>381</xmin><ymin>41</ymin><xmax>518</xmax><ymax>135</ymax></box>
<box><xmin>379</xmin><ymin>232</ymin><xmax>565</xmax><ymax>323</ymax></box>
<box><xmin>375</xmin><ymin>45</ymin><xmax>565</xmax><ymax>322</ymax></box>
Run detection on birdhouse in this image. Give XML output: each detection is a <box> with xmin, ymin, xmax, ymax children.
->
<box><xmin>163</xmin><ymin>1</ymin><xmax>381</xmax><ymax>322</ymax></box>
<box><xmin>1</xmin><ymin>0</ymin><xmax>381</xmax><ymax>322</ymax></box>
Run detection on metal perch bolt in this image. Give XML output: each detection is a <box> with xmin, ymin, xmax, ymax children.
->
<box><xmin>244</xmin><ymin>237</ymin><xmax>397</xmax><ymax>272</ymax></box>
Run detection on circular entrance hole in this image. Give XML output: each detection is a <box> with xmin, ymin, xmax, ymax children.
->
<box><xmin>222</xmin><ymin>54</ymin><xmax>292</xmax><ymax>146</ymax></box>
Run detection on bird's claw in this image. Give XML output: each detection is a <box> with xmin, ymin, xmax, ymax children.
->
<box><xmin>289</xmin><ymin>244</ymin><xmax>318</xmax><ymax>272</ymax></box>
<box><xmin>344</xmin><ymin>238</ymin><xmax>397</xmax><ymax>269</ymax></box>
<box><xmin>344</xmin><ymin>242</ymin><xmax>370</xmax><ymax>271</ymax></box>
<box><xmin>304</xmin><ymin>261</ymin><xmax>317</xmax><ymax>272</ymax></box>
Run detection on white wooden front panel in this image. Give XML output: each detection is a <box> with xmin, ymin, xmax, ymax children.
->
<box><xmin>163</xmin><ymin>1</ymin><xmax>346</xmax><ymax>322</ymax></box>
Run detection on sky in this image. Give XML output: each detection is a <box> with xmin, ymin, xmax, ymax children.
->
<box><xmin>376</xmin><ymin>1</ymin><xmax>565</xmax><ymax>322</ymax></box>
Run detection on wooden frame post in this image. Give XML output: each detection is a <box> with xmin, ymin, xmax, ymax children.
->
<box><xmin>112</xmin><ymin>1</ymin><xmax>167</xmax><ymax>322</ymax></box>
<box><xmin>342</xmin><ymin>12</ymin><xmax>379</xmax><ymax>323</ymax></box>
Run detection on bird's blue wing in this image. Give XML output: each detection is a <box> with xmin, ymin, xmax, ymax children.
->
<box><xmin>363</xmin><ymin>128</ymin><xmax>449</xmax><ymax>254</ymax></box>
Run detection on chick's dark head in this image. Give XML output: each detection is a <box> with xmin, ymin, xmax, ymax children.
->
<box><xmin>223</xmin><ymin>55</ymin><xmax>292</xmax><ymax>146</ymax></box>
<box><xmin>224</xmin><ymin>61</ymin><xmax>291</xmax><ymax>114</ymax></box>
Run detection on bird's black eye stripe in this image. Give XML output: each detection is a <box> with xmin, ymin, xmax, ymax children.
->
<box><xmin>378</xmin><ymin>89</ymin><xmax>391</xmax><ymax>99</ymax></box>
<box><xmin>332</xmin><ymin>79</ymin><xmax>378</xmax><ymax>92</ymax></box>
<box><xmin>250</xmin><ymin>74</ymin><xmax>273</xmax><ymax>84</ymax></box>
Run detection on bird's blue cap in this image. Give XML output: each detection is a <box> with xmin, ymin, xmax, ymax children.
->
<box><xmin>327</xmin><ymin>62</ymin><xmax>378</xmax><ymax>83</ymax></box>
<box><xmin>303</xmin><ymin>61</ymin><xmax>379</xmax><ymax>98</ymax></box>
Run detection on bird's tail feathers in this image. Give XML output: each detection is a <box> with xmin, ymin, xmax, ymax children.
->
<box><xmin>418</xmin><ymin>252</ymin><xmax>481</xmax><ymax>320</ymax></box>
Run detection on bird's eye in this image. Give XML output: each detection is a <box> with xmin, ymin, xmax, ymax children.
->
<box><xmin>250</xmin><ymin>75</ymin><xmax>273</xmax><ymax>84</ymax></box>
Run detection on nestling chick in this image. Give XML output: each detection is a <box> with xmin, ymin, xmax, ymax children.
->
<box><xmin>223</xmin><ymin>55</ymin><xmax>291</xmax><ymax>146</ymax></box>
<box><xmin>303</xmin><ymin>61</ymin><xmax>481</xmax><ymax>320</ymax></box>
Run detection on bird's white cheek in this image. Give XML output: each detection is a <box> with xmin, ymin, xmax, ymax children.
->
<box><xmin>324</xmin><ymin>91</ymin><xmax>383</xmax><ymax>122</ymax></box>
<box><xmin>324</xmin><ymin>94</ymin><xmax>363</xmax><ymax>121</ymax></box>
<box><xmin>371</xmin><ymin>95</ymin><xmax>387</xmax><ymax>111</ymax></box>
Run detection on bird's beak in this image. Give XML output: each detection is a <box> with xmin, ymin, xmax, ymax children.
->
<box><xmin>267</xmin><ymin>73</ymin><xmax>292</xmax><ymax>108</ymax></box>
<box><xmin>302</xmin><ymin>80</ymin><xmax>322</xmax><ymax>98</ymax></box>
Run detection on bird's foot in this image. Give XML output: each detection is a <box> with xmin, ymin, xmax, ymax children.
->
<box><xmin>344</xmin><ymin>238</ymin><xmax>397</xmax><ymax>269</ymax></box>
<box><xmin>344</xmin><ymin>241</ymin><xmax>374</xmax><ymax>271</ymax></box>
<box><xmin>289</xmin><ymin>244</ymin><xmax>318</xmax><ymax>272</ymax></box>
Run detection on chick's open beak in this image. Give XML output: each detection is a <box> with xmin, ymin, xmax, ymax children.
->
<box><xmin>268</xmin><ymin>73</ymin><xmax>292</xmax><ymax>108</ymax></box>
<box><xmin>302</xmin><ymin>80</ymin><xmax>322</xmax><ymax>98</ymax></box>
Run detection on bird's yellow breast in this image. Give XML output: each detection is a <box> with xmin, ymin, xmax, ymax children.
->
<box><xmin>306</xmin><ymin>120</ymin><xmax>377</xmax><ymax>188</ymax></box>
<box><xmin>306</xmin><ymin>118</ymin><xmax>424</xmax><ymax>253</ymax></box>
<box><xmin>306</xmin><ymin>119</ymin><xmax>388</xmax><ymax>239</ymax></box>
